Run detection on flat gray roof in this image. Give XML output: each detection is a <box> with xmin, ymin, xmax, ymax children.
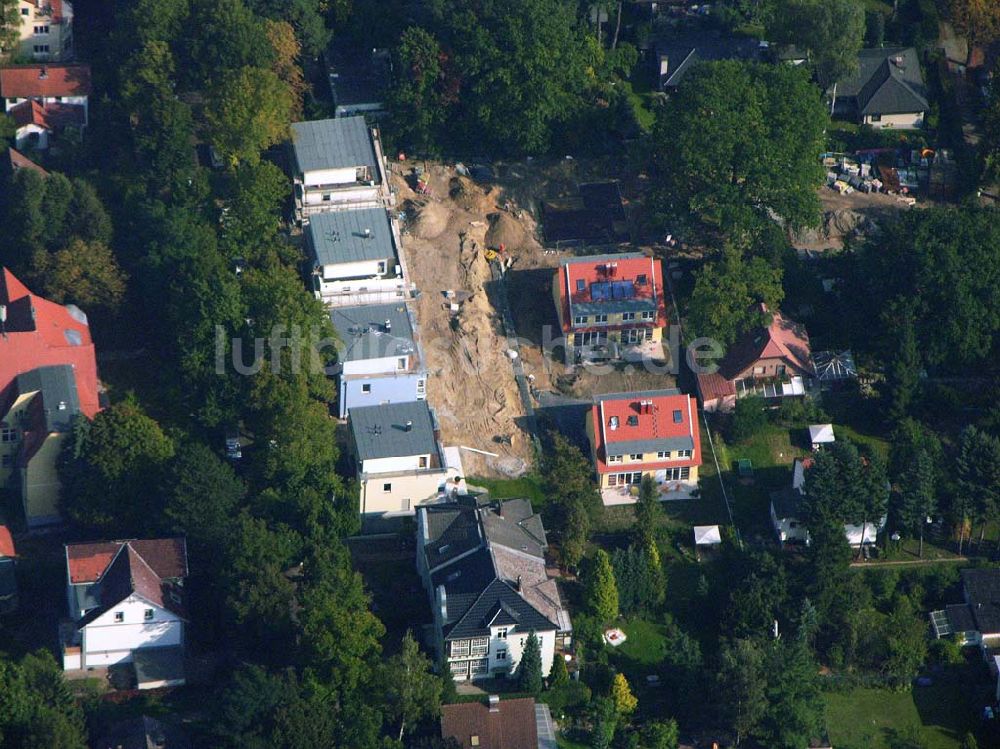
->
<box><xmin>290</xmin><ymin>116</ymin><xmax>379</xmax><ymax>175</ymax></box>
<box><xmin>307</xmin><ymin>208</ymin><xmax>397</xmax><ymax>266</ymax></box>
<box><xmin>350</xmin><ymin>401</ymin><xmax>437</xmax><ymax>461</ymax></box>
<box><xmin>330</xmin><ymin>303</ymin><xmax>416</xmax><ymax>362</ymax></box>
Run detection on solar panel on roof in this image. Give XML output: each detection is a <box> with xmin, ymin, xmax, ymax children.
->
<box><xmin>590</xmin><ymin>282</ymin><xmax>610</xmax><ymax>301</ymax></box>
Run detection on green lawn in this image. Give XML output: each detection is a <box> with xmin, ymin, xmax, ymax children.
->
<box><xmin>824</xmin><ymin>666</ymin><xmax>991</xmax><ymax>749</ymax></box>
<box><xmin>468</xmin><ymin>475</ymin><xmax>547</xmax><ymax>509</ymax></box>
<box><xmin>616</xmin><ymin>619</ymin><xmax>669</xmax><ymax>666</ymax></box>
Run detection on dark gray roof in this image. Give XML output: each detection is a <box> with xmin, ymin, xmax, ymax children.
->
<box><xmin>433</xmin><ymin>547</ymin><xmax>497</xmax><ymax>626</ymax></box>
<box><xmin>595</xmin><ymin>388</ymin><xmax>682</xmax><ymax>403</ymax></box>
<box><xmin>328</xmin><ymin>49</ymin><xmax>389</xmax><ymax>109</ymax></box>
<box><xmin>330</xmin><ymin>303</ymin><xmax>415</xmax><ymax>362</ymax></box>
<box><xmin>962</xmin><ymin>568</ymin><xmax>1000</xmax><ymax>635</ymax></box>
<box><xmin>835</xmin><ymin>47</ymin><xmax>928</xmax><ymax>115</ymax></box>
<box><xmin>16</xmin><ymin>365</ymin><xmax>80</xmax><ymax>432</ymax></box>
<box><xmin>307</xmin><ymin>208</ymin><xmax>397</xmax><ymax>266</ymax></box>
<box><xmin>770</xmin><ymin>487</ymin><xmax>802</xmax><ymax>521</ymax></box>
<box><xmin>445</xmin><ymin>578</ymin><xmax>558</xmax><ymax>640</ymax></box>
<box><xmin>350</xmin><ymin>401</ymin><xmax>437</xmax><ymax>461</ymax></box>
<box><xmin>657</xmin><ymin>33</ymin><xmax>761</xmax><ymax>89</ymax></box>
<box><xmin>605</xmin><ymin>436</ymin><xmax>693</xmax><ymax>455</ymax></box>
<box><xmin>94</xmin><ymin>715</ymin><xmax>190</xmax><ymax>749</ymax></box>
<box><xmin>290</xmin><ymin>116</ymin><xmax>378</xmax><ymax>175</ymax></box>
<box><xmin>424</xmin><ymin>506</ymin><xmax>482</xmax><ymax>569</ymax></box>
<box><xmin>945</xmin><ymin>603</ymin><xmax>977</xmax><ymax>634</ymax></box>
<box><xmin>133</xmin><ymin>647</ymin><xmax>186</xmax><ymax>688</ymax></box>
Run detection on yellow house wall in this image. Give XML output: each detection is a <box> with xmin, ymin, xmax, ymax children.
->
<box><xmin>597</xmin><ymin>464</ymin><xmax>700</xmax><ymax>489</ymax></box>
<box><xmin>0</xmin><ymin>392</ymin><xmax>38</xmax><ymax>487</ymax></box>
<box><xmin>22</xmin><ymin>432</ymin><xmax>65</xmax><ymax>525</ymax></box>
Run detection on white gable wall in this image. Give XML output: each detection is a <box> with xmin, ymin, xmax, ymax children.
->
<box><xmin>80</xmin><ymin>597</ymin><xmax>183</xmax><ymax>667</ymax></box>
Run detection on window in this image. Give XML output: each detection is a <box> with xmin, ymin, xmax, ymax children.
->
<box><xmin>776</xmin><ymin>364</ymin><xmax>786</xmax><ymax>376</ymax></box>
<box><xmin>496</xmin><ymin>628</ymin><xmax>508</xmax><ymax>640</ymax></box>
<box><xmin>609</xmin><ymin>472</ymin><xmax>642</xmax><ymax>487</ymax></box>
<box><xmin>449</xmin><ymin>660</ymin><xmax>469</xmax><ymax>675</ymax></box>
<box><xmin>144</xmin><ymin>609</ymin><xmax>154</xmax><ymax>621</ymax></box>
<box><xmin>673</xmin><ymin>410</ymin><xmax>682</xmax><ymax>424</ymax></box>
<box><xmin>383</xmin><ymin>483</ymin><xmax>392</xmax><ymax>492</ymax></box>
<box><xmin>626</xmin><ymin>415</ymin><xmax>638</xmax><ymax>426</ymax></box>
<box><xmin>575</xmin><ymin>331</ymin><xmax>607</xmax><ymax>346</ymax></box>
<box><xmin>361</xmin><ymin>383</ymin><xmax>372</xmax><ymax>393</ymax></box>
<box><xmin>33</xmin><ymin>44</ymin><xmax>49</xmax><ymax>53</ymax></box>
<box><xmin>34</xmin><ymin>25</ymin><xmax>49</xmax><ymax>34</ymax></box>
<box><xmin>451</xmin><ymin>640</ymin><xmax>470</xmax><ymax>657</ymax></box>
<box><xmin>608</xmin><ymin>416</ymin><xmax>619</xmax><ymax>430</ymax></box>
<box><xmin>417</xmin><ymin>379</ymin><xmax>426</xmax><ymax>396</ymax></box>
<box><xmin>573</xmin><ymin>315</ymin><xmax>587</xmax><ymax>325</ymax></box>
<box><xmin>753</xmin><ymin>366</ymin><xmax>765</xmax><ymax>375</ymax></box>
<box><xmin>471</xmin><ymin>736</ymin><xmax>481</xmax><ymax>746</ymax></box>
<box><xmin>397</xmin><ymin>357</ymin><xmax>407</xmax><ymax>370</ymax></box>
<box><xmin>21</xmin><ymin>7</ymin><xmax>28</xmax><ymax>14</ymax></box>
<box><xmin>322</xmin><ymin>193</ymin><xmax>332</xmax><ymax>202</ymax></box>
<box><xmin>664</xmin><ymin>467</ymin><xmax>691</xmax><ymax>481</ymax></box>
<box><xmin>594</xmin><ymin>314</ymin><xmax>608</xmax><ymax>324</ymax></box>
<box><xmin>636</xmin><ymin>274</ymin><xmax>647</xmax><ymax>286</ymax></box>
<box><xmin>608</xmin><ymin>454</ymin><xmax>622</xmax><ymax>463</ymax></box>
<box><xmin>496</xmin><ymin>649</ymin><xmax>507</xmax><ymax>660</ymax></box>
<box><xmin>622</xmin><ymin>328</ymin><xmax>644</xmax><ymax>344</ymax></box>
<box><xmin>871</xmin><ymin>114</ymin><xmax>882</xmax><ymax>122</ymax></box>
<box><xmin>377</xmin><ymin>261</ymin><xmax>387</xmax><ymax>274</ymax></box>
<box><xmin>419</xmin><ymin>456</ymin><xmax>428</xmax><ymax>469</ymax></box>
<box><xmin>575</xmin><ymin>279</ymin><xmax>585</xmax><ymax>292</ymax></box>
<box><xmin>471</xmin><ymin>637</ymin><xmax>489</xmax><ymax>656</ymax></box>
<box><xmin>0</xmin><ymin>427</ymin><xmax>17</xmax><ymax>443</ymax></box>
<box><xmin>657</xmin><ymin>451</ymin><xmax>670</xmax><ymax>459</ymax></box>
<box><xmin>641</xmin><ymin>311</ymin><xmax>655</xmax><ymax>320</ymax></box>
<box><xmin>679</xmin><ymin>449</ymin><xmax>692</xmax><ymax>458</ymax></box>
<box><xmin>629</xmin><ymin>453</ymin><xmax>642</xmax><ymax>461</ymax></box>
<box><xmin>114</xmin><ymin>612</ymin><xmax>124</xmax><ymax>623</ymax></box>
<box><xmin>622</xmin><ymin>312</ymin><xmax>636</xmax><ymax>321</ymax></box>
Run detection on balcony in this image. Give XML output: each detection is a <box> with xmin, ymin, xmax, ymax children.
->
<box><xmin>601</xmin><ymin>479</ymin><xmax>698</xmax><ymax>506</ymax></box>
<box><xmin>735</xmin><ymin>375</ymin><xmax>808</xmax><ymax>400</ymax></box>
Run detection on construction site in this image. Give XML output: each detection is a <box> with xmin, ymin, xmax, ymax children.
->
<box><xmin>390</xmin><ymin>157</ymin><xmax>679</xmax><ymax>479</ymax></box>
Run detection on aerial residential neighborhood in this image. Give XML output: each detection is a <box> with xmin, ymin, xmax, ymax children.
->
<box><xmin>2</xmin><ymin>0</ymin><xmax>1000</xmax><ymax>748</ymax></box>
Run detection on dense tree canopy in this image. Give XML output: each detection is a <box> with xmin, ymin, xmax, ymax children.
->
<box><xmin>851</xmin><ymin>206</ymin><xmax>1000</xmax><ymax>368</ymax></box>
<box><xmin>651</xmin><ymin>61</ymin><xmax>827</xmax><ymax>241</ymax></box>
<box><xmin>768</xmin><ymin>0</ymin><xmax>865</xmax><ymax>88</ymax></box>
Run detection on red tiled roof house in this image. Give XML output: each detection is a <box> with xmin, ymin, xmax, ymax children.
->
<box><xmin>552</xmin><ymin>252</ymin><xmax>667</xmax><ymax>362</ymax></box>
<box><xmin>695</xmin><ymin>306</ymin><xmax>813</xmax><ymax>413</ymax></box>
<box><xmin>586</xmin><ymin>389</ymin><xmax>702</xmax><ymax>505</ymax></box>
<box><xmin>62</xmin><ymin>538</ymin><xmax>188</xmax><ymax>680</ymax></box>
<box><xmin>1</xmin><ymin>63</ymin><xmax>90</xmax><ymax>150</ymax></box>
<box><xmin>0</xmin><ymin>268</ymin><xmax>101</xmax><ymax>526</ymax></box>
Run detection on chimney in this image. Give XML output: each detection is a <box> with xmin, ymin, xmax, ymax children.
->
<box><xmin>384</xmin><ymin>319</ymin><xmax>392</xmax><ymax>333</ymax></box>
<box><xmin>364</xmin><ymin>228</ymin><xmax>372</xmax><ymax>238</ymax></box>
<box><xmin>488</xmin><ymin>695</ymin><xmax>500</xmax><ymax>712</ymax></box>
<box><xmin>39</xmin><ymin>66</ymin><xmax>48</xmax><ymax>80</ymax></box>
<box><xmin>516</xmin><ymin>575</ymin><xmax>522</xmax><ymax>591</ymax></box>
<box><xmin>405</xmin><ymin>420</ymin><xmax>412</xmax><ymax>432</ymax></box>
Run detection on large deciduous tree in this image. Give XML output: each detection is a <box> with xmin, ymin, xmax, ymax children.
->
<box><xmin>387</xmin><ymin>27</ymin><xmax>452</xmax><ymax>156</ymax></box>
<box><xmin>382</xmin><ymin>630</ymin><xmax>442</xmax><ymax>739</ymax></box>
<box><xmin>206</xmin><ymin>66</ymin><xmax>293</xmax><ymax>167</ymax></box>
<box><xmin>768</xmin><ymin>0</ymin><xmax>865</xmax><ymax>95</ymax></box>
<box><xmin>651</xmin><ymin>61</ymin><xmax>827</xmax><ymax>241</ymax></box>
<box><xmin>687</xmin><ymin>244</ymin><xmax>784</xmax><ymax>347</ymax></box>
<box><xmin>950</xmin><ymin>0</ymin><xmax>1000</xmax><ymax>66</ymax></box>
<box><xmin>427</xmin><ymin>0</ymin><xmax>592</xmax><ymax>155</ymax></box>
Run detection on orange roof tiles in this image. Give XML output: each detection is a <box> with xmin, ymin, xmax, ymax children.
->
<box><xmin>591</xmin><ymin>390</ymin><xmax>702</xmax><ymax>474</ymax></box>
<box><xmin>0</xmin><ymin>64</ymin><xmax>91</xmax><ymax>99</ymax></box>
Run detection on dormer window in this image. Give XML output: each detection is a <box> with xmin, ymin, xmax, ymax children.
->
<box><xmin>626</xmin><ymin>415</ymin><xmax>638</xmax><ymax>427</ymax></box>
<box><xmin>673</xmin><ymin>410</ymin><xmax>682</xmax><ymax>424</ymax></box>
<box><xmin>608</xmin><ymin>416</ymin><xmax>619</xmax><ymax>430</ymax></box>
<box><xmin>636</xmin><ymin>274</ymin><xmax>647</xmax><ymax>286</ymax></box>
<box><xmin>114</xmin><ymin>611</ymin><xmax>124</xmax><ymax>623</ymax></box>
<box><xmin>576</xmin><ymin>279</ymin><xmax>585</xmax><ymax>292</ymax></box>
<box><xmin>496</xmin><ymin>627</ymin><xmax>508</xmax><ymax>640</ymax></box>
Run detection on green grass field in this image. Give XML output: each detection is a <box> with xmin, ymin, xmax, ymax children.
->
<box><xmin>468</xmin><ymin>475</ymin><xmax>547</xmax><ymax>508</ymax></box>
<box><xmin>824</xmin><ymin>665</ymin><xmax>991</xmax><ymax>749</ymax></box>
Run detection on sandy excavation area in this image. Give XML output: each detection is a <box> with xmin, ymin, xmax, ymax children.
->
<box><xmin>394</xmin><ymin>164</ymin><xmax>554</xmax><ymax>478</ymax></box>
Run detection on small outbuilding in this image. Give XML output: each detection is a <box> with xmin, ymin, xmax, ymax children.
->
<box><xmin>693</xmin><ymin>525</ymin><xmax>722</xmax><ymax>546</ymax></box>
<box><xmin>808</xmin><ymin>424</ymin><xmax>835</xmax><ymax>450</ymax></box>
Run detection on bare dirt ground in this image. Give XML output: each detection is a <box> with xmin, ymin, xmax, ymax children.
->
<box><xmin>392</xmin><ymin>158</ymin><xmax>676</xmax><ymax>477</ymax></box>
<box><xmin>792</xmin><ymin>185</ymin><xmax>921</xmax><ymax>253</ymax></box>
<box><xmin>394</xmin><ymin>164</ymin><xmax>549</xmax><ymax>477</ymax></box>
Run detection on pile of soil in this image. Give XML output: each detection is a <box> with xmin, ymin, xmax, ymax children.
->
<box><xmin>449</xmin><ymin>176</ymin><xmax>496</xmax><ymax>213</ymax></box>
<box><xmin>408</xmin><ymin>199</ymin><xmax>449</xmax><ymax>239</ymax></box>
<box><xmin>485</xmin><ymin>211</ymin><xmax>526</xmax><ymax>251</ymax></box>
